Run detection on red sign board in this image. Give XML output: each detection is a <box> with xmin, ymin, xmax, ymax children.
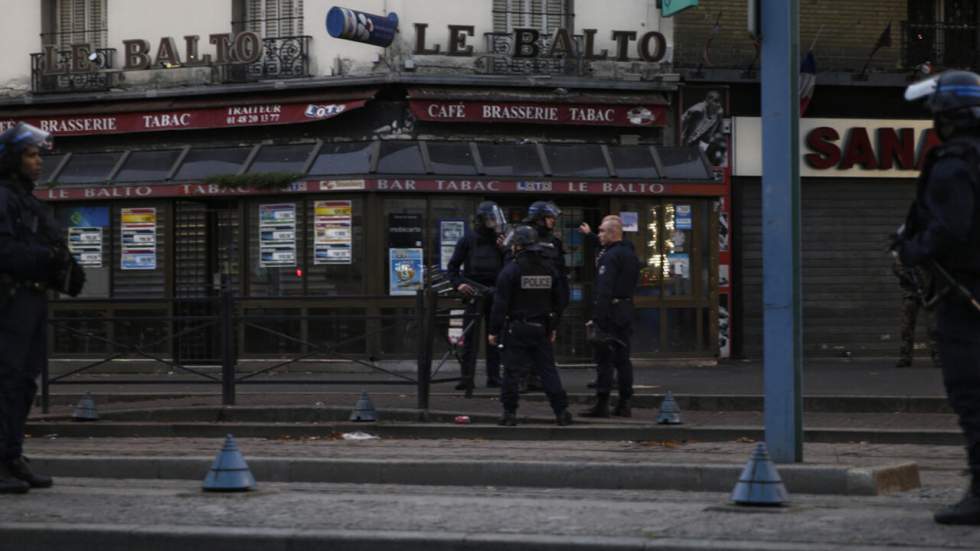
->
<box><xmin>410</xmin><ymin>100</ymin><xmax>668</xmax><ymax>127</ymax></box>
<box><xmin>0</xmin><ymin>100</ymin><xmax>368</xmax><ymax>136</ymax></box>
<box><xmin>36</xmin><ymin>178</ymin><xmax>724</xmax><ymax>202</ymax></box>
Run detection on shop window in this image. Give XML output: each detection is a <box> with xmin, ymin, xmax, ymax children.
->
<box><xmin>657</xmin><ymin>147</ymin><xmax>711</xmax><ymax>180</ymax></box>
<box><xmin>308</xmin><ymin>308</ymin><xmax>367</xmax><ymax>354</ymax></box>
<box><xmin>238</xmin><ymin>0</ymin><xmax>305</xmax><ymax>37</ymax></box>
<box><xmin>114</xmin><ymin>308</ymin><xmax>170</xmax><ymax>354</ymax></box>
<box><xmin>429</xmin><ymin>197</ymin><xmax>480</xmax><ymax>271</ymax></box>
<box><xmin>426</xmin><ymin>142</ymin><xmax>478</xmax><ymax>176</ymax></box>
<box><xmin>493</xmin><ymin>0</ymin><xmax>571</xmax><ymax>34</ymax></box>
<box><xmin>666</xmin><ymin>308</ymin><xmax>699</xmax><ymax>352</ymax></box>
<box><xmin>477</xmin><ymin>143</ymin><xmax>544</xmax><ymax>177</ymax></box>
<box><xmin>377</xmin><ymin>142</ymin><xmax>427</xmax><ymax>175</ymax></box>
<box><xmin>39</xmin><ymin>153</ymin><xmax>66</xmax><ymax>184</ymax></box>
<box><xmin>111</xmin><ymin>203</ymin><xmax>167</xmax><ymax>298</ymax></box>
<box><xmin>663</xmin><ymin>202</ymin><xmax>694</xmax><ymax>297</ymax></box>
<box><xmin>243</xmin><ymin>307</ymin><xmax>302</xmax><ymax>354</ymax></box>
<box><xmin>308</xmin><ymin>142</ymin><xmax>373</xmax><ymax>175</ymax></box>
<box><xmin>544</xmin><ymin>144</ymin><xmax>610</xmax><ymax>178</ymax></box>
<box><xmin>51</xmin><ymin>309</ymin><xmax>108</xmax><ymax>355</ymax></box>
<box><xmin>173</xmin><ymin>147</ymin><xmax>251</xmax><ymax>181</ymax></box>
<box><xmin>305</xmin><ymin>198</ymin><xmax>365</xmax><ymax>296</ymax></box>
<box><xmin>608</xmin><ymin>146</ymin><xmax>659</xmax><ymax>179</ymax></box>
<box><xmin>114</xmin><ymin>150</ymin><xmax>181</xmax><ymax>183</ymax></box>
<box><xmin>631</xmin><ymin>308</ymin><xmax>662</xmax><ymax>354</ymax></box>
<box><xmin>42</xmin><ymin>0</ymin><xmax>107</xmax><ymax>49</ymax></box>
<box><xmin>248</xmin><ymin>200</ymin><xmax>304</xmax><ymax>297</ymax></box>
<box><xmin>55</xmin><ymin>152</ymin><xmax>121</xmax><ymax>185</ymax></box>
<box><xmin>247</xmin><ymin>143</ymin><xmax>314</xmax><ymax>174</ymax></box>
<box><xmin>379</xmin><ymin>307</ymin><xmax>421</xmax><ymax>355</ymax></box>
<box><xmin>384</xmin><ymin>198</ymin><xmax>427</xmax><ymax>296</ymax></box>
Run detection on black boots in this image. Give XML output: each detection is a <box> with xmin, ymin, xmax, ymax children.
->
<box><xmin>498</xmin><ymin>412</ymin><xmax>518</xmax><ymax>427</ymax></box>
<box><xmin>7</xmin><ymin>457</ymin><xmax>53</xmax><ymax>489</ymax></box>
<box><xmin>935</xmin><ymin>491</ymin><xmax>980</xmax><ymax>525</ymax></box>
<box><xmin>612</xmin><ymin>397</ymin><xmax>632</xmax><ymax>418</ymax></box>
<box><xmin>579</xmin><ymin>395</ymin><xmax>610</xmax><ymax>418</ymax></box>
<box><xmin>0</xmin><ymin>461</ymin><xmax>30</xmax><ymax>494</ymax></box>
<box><xmin>556</xmin><ymin>409</ymin><xmax>573</xmax><ymax>426</ymax></box>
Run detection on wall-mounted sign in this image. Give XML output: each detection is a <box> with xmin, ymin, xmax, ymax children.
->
<box><xmin>733</xmin><ymin>117</ymin><xmax>939</xmax><ymax>178</ymax></box>
<box><xmin>388</xmin><ymin>213</ymin><xmax>423</xmax><ymax>248</ymax></box>
<box><xmin>0</xmin><ymin>98</ymin><xmax>370</xmax><ymax>136</ymax></box>
<box><xmin>389</xmin><ymin>248</ymin><xmax>424</xmax><ymax>296</ymax></box>
<box><xmin>410</xmin><ymin>100</ymin><xmax>667</xmax><ymax>127</ymax></box>
<box><xmin>38</xmin><ymin>178</ymin><xmax>727</xmax><ymax>202</ymax></box>
<box><xmin>120</xmin><ymin>207</ymin><xmax>157</xmax><ymax>270</ymax></box>
<box><xmin>259</xmin><ymin>203</ymin><xmax>297</xmax><ymax>268</ymax></box>
<box><xmin>314</xmin><ymin>200</ymin><xmax>353</xmax><ymax>265</ymax></box>
<box><xmin>63</xmin><ymin>205</ymin><xmax>109</xmax><ymax>268</ymax></box>
<box><xmin>439</xmin><ymin>219</ymin><xmax>465</xmax><ymax>270</ymax></box>
<box><xmin>327</xmin><ymin>7</ymin><xmax>399</xmax><ymax>48</ymax></box>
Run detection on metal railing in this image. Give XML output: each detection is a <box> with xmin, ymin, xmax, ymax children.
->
<box><xmin>30</xmin><ymin>48</ymin><xmax>116</xmax><ymax>94</ymax></box>
<box><xmin>902</xmin><ymin>20</ymin><xmax>979</xmax><ymax>70</ymax></box>
<box><xmin>41</xmin><ymin>286</ymin><xmax>485</xmax><ymax>418</ymax></box>
<box><xmin>212</xmin><ymin>35</ymin><xmax>311</xmax><ymax>83</ymax></box>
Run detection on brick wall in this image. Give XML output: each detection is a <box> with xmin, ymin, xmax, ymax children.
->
<box><xmin>673</xmin><ymin>0</ymin><xmax>906</xmax><ymax>72</ymax></box>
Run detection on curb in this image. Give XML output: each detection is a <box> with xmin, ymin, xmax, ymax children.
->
<box><xmin>28</xmin><ymin>455</ymin><xmax>920</xmax><ymax>496</ymax></box>
<box><xmin>25</xmin><ymin>420</ymin><xmax>967</xmax><ymax>445</ymax></box>
<box><xmin>1</xmin><ymin>522</ymin><xmax>939</xmax><ymax>551</ymax></box>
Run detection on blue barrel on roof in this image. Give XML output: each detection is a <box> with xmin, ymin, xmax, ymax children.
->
<box><xmin>326</xmin><ymin>6</ymin><xmax>399</xmax><ymax>48</ymax></box>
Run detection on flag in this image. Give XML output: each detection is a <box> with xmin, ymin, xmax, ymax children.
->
<box><xmin>870</xmin><ymin>23</ymin><xmax>892</xmax><ymax>57</ymax></box>
<box><xmin>701</xmin><ymin>12</ymin><xmax>722</xmax><ymax>66</ymax></box>
<box><xmin>799</xmin><ymin>50</ymin><xmax>816</xmax><ymax>115</ymax></box>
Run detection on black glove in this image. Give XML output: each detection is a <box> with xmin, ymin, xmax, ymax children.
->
<box><xmin>66</xmin><ymin>258</ymin><xmax>86</xmax><ymax>297</ymax></box>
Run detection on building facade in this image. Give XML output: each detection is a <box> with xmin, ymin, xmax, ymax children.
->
<box><xmin>2</xmin><ymin>1</ymin><xmax>730</xmax><ymax>362</ymax></box>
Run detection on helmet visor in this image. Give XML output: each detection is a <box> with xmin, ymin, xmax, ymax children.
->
<box><xmin>488</xmin><ymin>204</ymin><xmax>508</xmax><ymax>233</ymax></box>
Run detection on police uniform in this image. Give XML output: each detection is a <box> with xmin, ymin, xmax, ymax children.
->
<box><xmin>447</xmin><ymin>228</ymin><xmax>504</xmax><ymax>388</ymax></box>
<box><xmin>892</xmin><ymin>261</ymin><xmax>939</xmax><ymax>367</ymax></box>
<box><xmin>899</xmin><ymin>70</ymin><xmax>980</xmax><ymax>524</ymax></box>
<box><xmin>489</xmin><ymin>246</ymin><xmax>570</xmax><ymax>424</ymax></box>
<box><xmin>584</xmin><ymin>240</ymin><xmax>640</xmax><ymax>416</ymax></box>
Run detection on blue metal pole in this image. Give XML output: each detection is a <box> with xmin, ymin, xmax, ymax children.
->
<box><xmin>760</xmin><ymin>0</ymin><xmax>803</xmax><ymax>463</ymax></box>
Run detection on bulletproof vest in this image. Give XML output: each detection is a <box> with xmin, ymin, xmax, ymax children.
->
<box><xmin>511</xmin><ymin>251</ymin><xmax>553</xmax><ymax>320</ymax></box>
<box><xmin>911</xmin><ymin>135</ymin><xmax>980</xmax><ymax>275</ymax></box>
<box><xmin>464</xmin><ymin>230</ymin><xmax>502</xmax><ymax>284</ymax></box>
<box><xmin>0</xmin><ymin>177</ymin><xmax>58</xmax><ymax>248</ymax></box>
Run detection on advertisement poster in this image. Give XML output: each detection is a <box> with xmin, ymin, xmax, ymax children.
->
<box><xmin>389</xmin><ymin>248</ymin><xmax>423</xmax><ymax>296</ymax></box>
<box><xmin>679</xmin><ymin>85</ymin><xmax>730</xmax><ymax>169</ymax></box>
<box><xmin>259</xmin><ymin>203</ymin><xmax>297</xmax><ymax>268</ymax></box>
<box><xmin>439</xmin><ymin>219</ymin><xmax>465</xmax><ymax>270</ymax></box>
<box><xmin>68</xmin><ymin>227</ymin><xmax>103</xmax><ymax>267</ymax></box>
<box><xmin>388</xmin><ymin>213</ymin><xmax>423</xmax><ymax>248</ymax></box>
<box><xmin>314</xmin><ymin>200</ymin><xmax>353</xmax><ymax>265</ymax></box>
<box><xmin>668</xmin><ymin>253</ymin><xmax>690</xmax><ymax>278</ymax></box>
<box><xmin>675</xmin><ymin>204</ymin><xmax>693</xmax><ymax>230</ymax></box>
<box><xmin>120</xmin><ymin>207</ymin><xmax>156</xmax><ymax>270</ymax></box>
<box><xmin>619</xmin><ymin>211</ymin><xmax>638</xmax><ymax>232</ymax></box>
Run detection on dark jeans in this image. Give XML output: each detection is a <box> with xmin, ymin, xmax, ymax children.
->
<box><xmin>0</xmin><ymin>290</ymin><xmax>47</xmax><ymax>462</ymax></box>
<box><xmin>460</xmin><ymin>295</ymin><xmax>500</xmax><ymax>384</ymax></box>
<box><xmin>500</xmin><ymin>333</ymin><xmax>567</xmax><ymax>415</ymax></box>
<box><xmin>594</xmin><ymin>325</ymin><xmax>633</xmax><ymax>399</ymax></box>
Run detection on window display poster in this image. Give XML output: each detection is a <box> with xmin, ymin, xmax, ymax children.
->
<box><xmin>389</xmin><ymin>248</ymin><xmax>424</xmax><ymax>296</ymax></box>
<box><xmin>120</xmin><ymin>207</ymin><xmax>156</xmax><ymax>270</ymax></box>
<box><xmin>439</xmin><ymin>219</ymin><xmax>465</xmax><ymax>270</ymax></box>
<box><xmin>719</xmin><ymin>264</ymin><xmax>730</xmax><ymax>288</ymax></box>
<box><xmin>675</xmin><ymin>204</ymin><xmax>693</xmax><ymax>230</ymax></box>
<box><xmin>62</xmin><ymin>206</ymin><xmax>110</xmax><ymax>229</ymax></box>
<box><xmin>314</xmin><ymin>200</ymin><xmax>353</xmax><ymax>265</ymax></box>
<box><xmin>619</xmin><ymin>211</ymin><xmax>638</xmax><ymax>232</ymax></box>
<box><xmin>68</xmin><ymin>227</ymin><xmax>103</xmax><ymax>267</ymax></box>
<box><xmin>259</xmin><ymin>203</ymin><xmax>297</xmax><ymax>268</ymax></box>
<box><xmin>719</xmin><ymin>211</ymin><xmax>730</xmax><ymax>252</ymax></box>
<box><xmin>388</xmin><ymin>213</ymin><xmax>424</xmax><ymax>248</ymax></box>
<box><xmin>668</xmin><ymin>253</ymin><xmax>690</xmax><ymax>278</ymax></box>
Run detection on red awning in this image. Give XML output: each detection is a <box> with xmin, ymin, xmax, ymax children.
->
<box><xmin>0</xmin><ymin>89</ymin><xmax>377</xmax><ymax>137</ymax></box>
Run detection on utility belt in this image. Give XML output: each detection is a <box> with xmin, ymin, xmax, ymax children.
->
<box><xmin>505</xmin><ymin>314</ymin><xmax>552</xmax><ymax>341</ymax></box>
<box><xmin>0</xmin><ymin>274</ymin><xmax>46</xmax><ymax>307</ymax></box>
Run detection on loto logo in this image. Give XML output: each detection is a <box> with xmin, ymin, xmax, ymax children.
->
<box><xmin>304</xmin><ymin>104</ymin><xmax>347</xmax><ymax>119</ymax></box>
<box><xmin>627</xmin><ymin>107</ymin><xmax>656</xmax><ymax>126</ymax></box>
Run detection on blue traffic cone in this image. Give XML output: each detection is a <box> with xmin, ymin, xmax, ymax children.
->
<box><xmin>730</xmin><ymin>442</ymin><xmax>789</xmax><ymax>506</ymax></box>
<box><xmin>350</xmin><ymin>391</ymin><xmax>378</xmax><ymax>422</ymax></box>
<box><xmin>202</xmin><ymin>434</ymin><xmax>255</xmax><ymax>492</ymax></box>
<box><xmin>72</xmin><ymin>393</ymin><xmax>99</xmax><ymax>422</ymax></box>
<box><xmin>656</xmin><ymin>391</ymin><xmax>682</xmax><ymax>424</ymax></box>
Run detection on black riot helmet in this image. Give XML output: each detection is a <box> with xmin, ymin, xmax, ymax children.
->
<box><xmin>524</xmin><ymin>201</ymin><xmax>561</xmax><ymax>223</ymax></box>
<box><xmin>0</xmin><ymin>122</ymin><xmax>53</xmax><ymax>177</ymax></box>
<box><xmin>905</xmin><ymin>70</ymin><xmax>980</xmax><ymax>140</ymax></box>
<box><xmin>474</xmin><ymin>201</ymin><xmax>507</xmax><ymax>234</ymax></box>
<box><xmin>508</xmin><ymin>225</ymin><xmax>538</xmax><ymax>249</ymax></box>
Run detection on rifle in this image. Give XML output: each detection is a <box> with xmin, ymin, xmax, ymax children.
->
<box><xmin>427</xmin><ymin>264</ymin><xmax>492</xmax><ymax>297</ymax></box>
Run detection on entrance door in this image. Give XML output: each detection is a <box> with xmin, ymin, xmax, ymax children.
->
<box><xmin>173</xmin><ymin>200</ymin><xmax>242</xmax><ymax>363</ymax></box>
<box><xmin>610</xmin><ymin>197</ymin><xmax>717</xmax><ymax>356</ymax></box>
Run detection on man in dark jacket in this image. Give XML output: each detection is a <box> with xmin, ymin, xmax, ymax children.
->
<box><xmin>899</xmin><ymin>70</ymin><xmax>980</xmax><ymax>524</ymax></box>
<box><xmin>0</xmin><ymin>123</ymin><xmax>85</xmax><ymax>494</ymax></box>
<box><xmin>447</xmin><ymin>201</ymin><xmax>506</xmax><ymax>392</ymax></box>
<box><xmin>488</xmin><ymin>225</ymin><xmax>572</xmax><ymax>427</ymax></box>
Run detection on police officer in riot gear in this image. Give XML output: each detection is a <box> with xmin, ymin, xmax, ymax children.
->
<box><xmin>488</xmin><ymin>225</ymin><xmax>572</xmax><ymax>427</ymax></box>
<box><xmin>899</xmin><ymin>70</ymin><xmax>980</xmax><ymax>524</ymax></box>
<box><xmin>0</xmin><ymin>122</ymin><xmax>85</xmax><ymax>494</ymax></box>
<box><xmin>580</xmin><ymin>217</ymin><xmax>639</xmax><ymax>418</ymax></box>
<box><xmin>447</xmin><ymin>201</ymin><xmax>507</xmax><ymax>391</ymax></box>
